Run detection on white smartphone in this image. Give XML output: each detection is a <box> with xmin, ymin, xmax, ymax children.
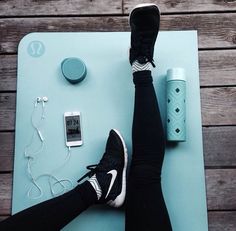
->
<box><xmin>64</xmin><ymin>111</ymin><xmax>83</xmax><ymax>147</ymax></box>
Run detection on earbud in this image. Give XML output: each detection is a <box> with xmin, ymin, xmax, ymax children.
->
<box><xmin>36</xmin><ymin>97</ymin><xmax>41</xmax><ymax>103</ymax></box>
<box><xmin>42</xmin><ymin>97</ymin><xmax>48</xmax><ymax>108</ymax></box>
<box><xmin>42</xmin><ymin>96</ymin><xmax>48</xmax><ymax>102</ymax></box>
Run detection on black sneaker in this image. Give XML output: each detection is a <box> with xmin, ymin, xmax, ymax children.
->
<box><xmin>129</xmin><ymin>3</ymin><xmax>160</xmax><ymax>67</ymax></box>
<box><xmin>77</xmin><ymin>129</ymin><xmax>128</xmax><ymax>207</ymax></box>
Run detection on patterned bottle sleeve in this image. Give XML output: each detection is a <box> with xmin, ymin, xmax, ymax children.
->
<box><xmin>166</xmin><ymin>80</ymin><xmax>186</xmax><ymax>142</ymax></box>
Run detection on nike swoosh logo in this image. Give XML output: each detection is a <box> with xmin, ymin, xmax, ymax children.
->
<box><xmin>105</xmin><ymin>170</ymin><xmax>117</xmax><ymax>199</ymax></box>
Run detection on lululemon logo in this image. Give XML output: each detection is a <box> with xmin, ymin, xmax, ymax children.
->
<box><xmin>28</xmin><ymin>41</ymin><xmax>45</xmax><ymax>57</ymax></box>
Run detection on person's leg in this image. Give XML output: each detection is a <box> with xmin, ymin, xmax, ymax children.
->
<box><xmin>126</xmin><ymin>70</ymin><xmax>172</xmax><ymax>231</ymax></box>
<box><xmin>0</xmin><ymin>129</ymin><xmax>127</xmax><ymax>231</ymax></box>
<box><xmin>0</xmin><ymin>181</ymin><xmax>96</xmax><ymax>231</ymax></box>
<box><xmin>125</xmin><ymin>4</ymin><xmax>172</xmax><ymax>231</ymax></box>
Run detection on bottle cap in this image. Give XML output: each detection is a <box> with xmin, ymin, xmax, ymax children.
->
<box><xmin>61</xmin><ymin>57</ymin><xmax>87</xmax><ymax>84</ymax></box>
<box><xmin>166</xmin><ymin>68</ymin><xmax>186</xmax><ymax>81</ymax></box>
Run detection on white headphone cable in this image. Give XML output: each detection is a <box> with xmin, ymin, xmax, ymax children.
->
<box><xmin>24</xmin><ymin>97</ymin><xmax>74</xmax><ymax>199</ymax></box>
<box><xmin>48</xmin><ymin>146</ymin><xmax>73</xmax><ymax>197</ymax></box>
<box><xmin>24</xmin><ymin>98</ymin><xmax>46</xmax><ymax>199</ymax></box>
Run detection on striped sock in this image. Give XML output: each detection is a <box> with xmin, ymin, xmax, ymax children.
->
<box><xmin>88</xmin><ymin>174</ymin><xmax>102</xmax><ymax>200</ymax></box>
<box><xmin>132</xmin><ymin>60</ymin><xmax>152</xmax><ymax>73</ymax></box>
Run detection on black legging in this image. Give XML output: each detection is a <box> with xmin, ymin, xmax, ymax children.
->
<box><xmin>0</xmin><ymin>181</ymin><xmax>97</xmax><ymax>230</ymax></box>
<box><xmin>125</xmin><ymin>70</ymin><xmax>172</xmax><ymax>231</ymax></box>
<box><xmin>0</xmin><ymin>70</ymin><xmax>172</xmax><ymax>231</ymax></box>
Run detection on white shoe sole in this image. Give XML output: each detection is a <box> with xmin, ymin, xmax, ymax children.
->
<box><xmin>107</xmin><ymin>129</ymin><xmax>128</xmax><ymax>208</ymax></box>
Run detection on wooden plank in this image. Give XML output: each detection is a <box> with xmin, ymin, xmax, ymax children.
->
<box><xmin>208</xmin><ymin>211</ymin><xmax>236</xmax><ymax>231</ymax></box>
<box><xmin>0</xmin><ymin>0</ymin><xmax>235</xmax><ymax>16</ymax></box>
<box><xmin>1</xmin><ymin>50</ymin><xmax>235</xmax><ymax>91</ymax></box>
<box><xmin>160</xmin><ymin>13</ymin><xmax>236</xmax><ymax>49</ymax></box>
<box><xmin>0</xmin><ymin>55</ymin><xmax>17</xmax><ymax>91</ymax></box>
<box><xmin>1</xmin><ymin>126</ymin><xmax>236</xmax><ymax>172</ymax></box>
<box><xmin>1</xmin><ymin>170</ymin><xmax>236</xmax><ymax>214</ymax></box>
<box><xmin>0</xmin><ymin>0</ymin><xmax>122</xmax><ymax>16</ymax></box>
<box><xmin>199</xmin><ymin>50</ymin><xmax>236</xmax><ymax>87</ymax></box>
<box><xmin>0</xmin><ymin>13</ymin><xmax>236</xmax><ymax>53</ymax></box>
<box><xmin>0</xmin><ymin>93</ymin><xmax>16</xmax><ymax>130</ymax></box>
<box><xmin>0</xmin><ymin>174</ymin><xmax>12</xmax><ymax>215</ymax></box>
<box><xmin>203</xmin><ymin>126</ymin><xmax>236</xmax><ymax>167</ymax></box>
<box><xmin>206</xmin><ymin>169</ymin><xmax>236</xmax><ymax>210</ymax></box>
<box><xmin>201</xmin><ymin>87</ymin><xmax>236</xmax><ymax>126</ymax></box>
<box><xmin>1</xmin><ymin>132</ymin><xmax>14</xmax><ymax>172</ymax></box>
<box><xmin>0</xmin><ymin>88</ymin><xmax>235</xmax><ymax>130</ymax></box>
<box><xmin>124</xmin><ymin>0</ymin><xmax>236</xmax><ymax>14</ymax></box>
<box><xmin>0</xmin><ymin>132</ymin><xmax>14</xmax><ymax>172</ymax></box>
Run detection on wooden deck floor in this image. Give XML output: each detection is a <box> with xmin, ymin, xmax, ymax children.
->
<box><xmin>0</xmin><ymin>0</ymin><xmax>236</xmax><ymax>230</ymax></box>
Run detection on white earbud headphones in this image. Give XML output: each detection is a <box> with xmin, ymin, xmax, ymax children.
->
<box><xmin>32</xmin><ymin>96</ymin><xmax>48</xmax><ymax>141</ymax></box>
<box><xmin>35</xmin><ymin>96</ymin><xmax>48</xmax><ymax>108</ymax></box>
<box><xmin>35</xmin><ymin>96</ymin><xmax>48</xmax><ymax>104</ymax></box>
<box><xmin>24</xmin><ymin>96</ymin><xmax>73</xmax><ymax>200</ymax></box>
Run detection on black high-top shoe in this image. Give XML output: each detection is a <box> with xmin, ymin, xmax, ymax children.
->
<box><xmin>129</xmin><ymin>4</ymin><xmax>160</xmax><ymax>67</ymax></box>
<box><xmin>77</xmin><ymin>129</ymin><xmax>128</xmax><ymax>207</ymax></box>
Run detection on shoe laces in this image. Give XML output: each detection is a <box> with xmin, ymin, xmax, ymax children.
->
<box><xmin>132</xmin><ymin>30</ymin><xmax>156</xmax><ymax>67</ymax></box>
<box><xmin>77</xmin><ymin>164</ymin><xmax>99</xmax><ymax>183</ymax></box>
<box><xmin>77</xmin><ymin>153</ymin><xmax>112</xmax><ymax>183</ymax></box>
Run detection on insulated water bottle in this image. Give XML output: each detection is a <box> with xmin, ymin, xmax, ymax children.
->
<box><xmin>166</xmin><ymin>68</ymin><xmax>186</xmax><ymax>142</ymax></box>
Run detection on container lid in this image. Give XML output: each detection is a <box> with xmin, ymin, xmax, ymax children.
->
<box><xmin>166</xmin><ymin>68</ymin><xmax>186</xmax><ymax>81</ymax></box>
<box><xmin>61</xmin><ymin>57</ymin><xmax>87</xmax><ymax>84</ymax></box>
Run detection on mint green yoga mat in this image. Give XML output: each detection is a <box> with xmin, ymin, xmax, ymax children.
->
<box><xmin>13</xmin><ymin>31</ymin><xmax>208</xmax><ymax>230</ymax></box>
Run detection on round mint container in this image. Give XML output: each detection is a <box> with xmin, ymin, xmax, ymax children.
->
<box><xmin>61</xmin><ymin>57</ymin><xmax>87</xmax><ymax>84</ymax></box>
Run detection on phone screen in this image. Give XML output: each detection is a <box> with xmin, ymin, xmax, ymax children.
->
<box><xmin>65</xmin><ymin>115</ymin><xmax>81</xmax><ymax>142</ymax></box>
